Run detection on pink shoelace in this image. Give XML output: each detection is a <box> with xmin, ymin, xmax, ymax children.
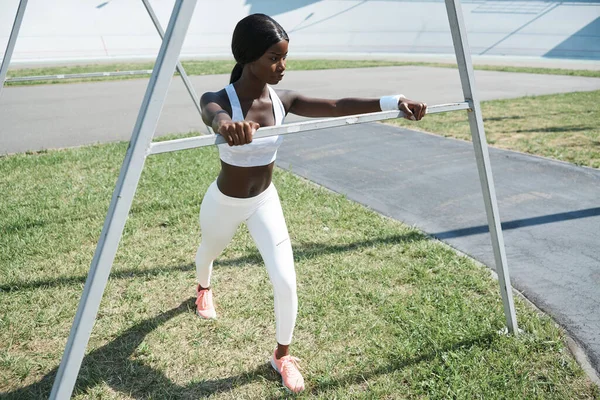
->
<box><xmin>196</xmin><ymin>289</ymin><xmax>211</xmax><ymax>309</ymax></box>
<box><xmin>279</xmin><ymin>356</ymin><xmax>303</xmax><ymax>380</ymax></box>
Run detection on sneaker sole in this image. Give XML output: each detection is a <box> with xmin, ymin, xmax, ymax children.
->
<box><xmin>270</xmin><ymin>358</ymin><xmax>280</xmax><ymax>373</ymax></box>
<box><xmin>270</xmin><ymin>359</ymin><xmax>288</xmax><ymax>392</ymax></box>
<box><xmin>195</xmin><ymin>309</ymin><xmax>216</xmax><ymax>319</ymax></box>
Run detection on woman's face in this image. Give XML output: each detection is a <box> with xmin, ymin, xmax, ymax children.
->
<box><xmin>249</xmin><ymin>40</ymin><xmax>288</xmax><ymax>85</ymax></box>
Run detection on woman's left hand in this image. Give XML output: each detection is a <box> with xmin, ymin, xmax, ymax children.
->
<box><xmin>398</xmin><ymin>97</ymin><xmax>427</xmax><ymax>121</ymax></box>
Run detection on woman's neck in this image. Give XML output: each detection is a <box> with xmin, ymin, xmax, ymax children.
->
<box><xmin>234</xmin><ymin>68</ymin><xmax>269</xmax><ymax>100</ymax></box>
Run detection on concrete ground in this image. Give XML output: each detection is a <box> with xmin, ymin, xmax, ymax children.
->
<box><xmin>0</xmin><ymin>66</ymin><xmax>599</xmax><ymax>379</ymax></box>
<box><xmin>277</xmin><ymin>124</ymin><xmax>600</xmax><ymax>380</ymax></box>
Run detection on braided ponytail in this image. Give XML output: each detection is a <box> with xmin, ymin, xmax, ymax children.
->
<box><xmin>229</xmin><ymin>62</ymin><xmax>244</xmax><ymax>84</ymax></box>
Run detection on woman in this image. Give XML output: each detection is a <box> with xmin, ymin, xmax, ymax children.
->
<box><xmin>196</xmin><ymin>13</ymin><xmax>427</xmax><ymax>393</ymax></box>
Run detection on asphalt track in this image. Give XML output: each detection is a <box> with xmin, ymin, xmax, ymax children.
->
<box><xmin>1</xmin><ymin>66</ymin><xmax>599</xmax><ymax>377</ymax></box>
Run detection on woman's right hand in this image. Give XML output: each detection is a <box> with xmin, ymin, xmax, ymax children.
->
<box><xmin>218</xmin><ymin>121</ymin><xmax>260</xmax><ymax>146</ymax></box>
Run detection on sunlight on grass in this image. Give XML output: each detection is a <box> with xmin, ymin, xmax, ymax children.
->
<box><xmin>388</xmin><ymin>90</ymin><xmax>600</xmax><ymax>169</ymax></box>
<box><xmin>1</xmin><ymin>142</ymin><xmax>598</xmax><ymax>399</ymax></box>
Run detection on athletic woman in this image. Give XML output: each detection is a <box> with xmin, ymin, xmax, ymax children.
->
<box><xmin>195</xmin><ymin>13</ymin><xmax>427</xmax><ymax>393</ymax></box>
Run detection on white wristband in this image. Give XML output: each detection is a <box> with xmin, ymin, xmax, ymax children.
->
<box><xmin>379</xmin><ymin>95</ymin><xmax>405</xmax><ymax>111</ymax></box>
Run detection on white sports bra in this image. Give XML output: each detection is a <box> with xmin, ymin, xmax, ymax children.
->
<box><xmin>216</xmin><ymin>84</ymin><xmax>285</xmax><ymax>167</ymax></box>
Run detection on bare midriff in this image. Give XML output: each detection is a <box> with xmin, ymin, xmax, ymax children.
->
<box><xmin>216</xmin><ymin>161</ymin><xmax>275</xmax><ymax>198</ymax></box>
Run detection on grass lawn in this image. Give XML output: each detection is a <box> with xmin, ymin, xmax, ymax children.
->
<box><xmin>5</xmin><ymin>59</ymin><xmax>600</xmax><ymax>86</ymax></box>
<box><xmin>388</xmin><ymin>90</ymin><xmax>600</xmax><ymax>169</ymax></box>
<box><xmin>1</xmin><ymin>139</ymin><xmax>598</xmax><ymax>398</ymax></box>
<box><xmin>4</xmin><ymin>60</ymin><xmax>412</xmax><ymax>86</ymax></box>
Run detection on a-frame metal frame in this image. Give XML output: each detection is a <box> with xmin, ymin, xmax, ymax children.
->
<box><xmin>1</xmin><ymin>0</ymin><xmax>518</xmax><ymax>398</ymax></box>
<box><xmin>0</xmin><ymin>0</ymin><xmax>27</xmax><ymax>95</ymax></box>
<box><xmin>1</xmin><ymin>0</ymin><xmax>205</xmax><ymax>125</ymax></box>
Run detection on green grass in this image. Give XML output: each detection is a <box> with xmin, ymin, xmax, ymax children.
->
<box><xmin>389</xmin><ymin>90</ymin><xmax>600</xmax><ymax>169</ymax></box>
<box><xmin>3</xmin><ymin>60</ymin><xmax>411</xmax><ymax>86</ymax></box>
<box><xmin>458</xmin><ymin>64</ymin><xmax>600</xmax><ymax>78</ymax></box>
<box><xmin>1</xmin><ymin>141</ymin><xmax>598</xmax><ymax>399</ymax></box>
<box><xmin>5</xmin><ymin>59</ymin><xmax>600</xmax><ymax>86</ymax></box>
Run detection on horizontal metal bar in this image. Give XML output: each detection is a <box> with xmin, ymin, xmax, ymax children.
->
<box><xmin>5</xmin><ymin>70</ymin><xmax>153</xmax><ymax>83</ymax></box>
<box><xmin>147</xmin><ymin>101</ymin><xmax>471</xmax><ymax>156</ymax></box>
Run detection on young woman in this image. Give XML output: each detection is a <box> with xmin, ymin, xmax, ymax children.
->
<box><xmin>195</xmin><ymin>13</ymin><xmax>427</xmax><ymax>393</ymax></box>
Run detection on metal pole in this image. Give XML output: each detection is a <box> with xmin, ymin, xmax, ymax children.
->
<box><xmin>141</xmin><ymin>0</ymin><xmax>204</xmax><ymax>119</ymax></box>
<box><xmin>0</xmin><ymin>0</ymin><xmax>28</xmax><ymax>98</ymax></box>
<box><xmin>445</xmin><ymin>0</ymin><xmax>518</xmax><ymax>333</ymax></box>
<box><xmin>49</xmin><ymin>0</ymin><xmax>198</xmax><ymax>398</ymax></box>
<box><xmin>147</xmin><ymin>102</ymin><xmax>471</xmax><ymax>155</ymax></box>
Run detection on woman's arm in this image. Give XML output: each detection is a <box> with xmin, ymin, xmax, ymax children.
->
<box><xmin>278</xmin><ymin>90</ymin><xmax>427</xmax><ymax>121</ymax></box>
<box><xmin>200</xmin><ymin>91</ymin><xmax>258</xmax><ymax>146</ymax></box>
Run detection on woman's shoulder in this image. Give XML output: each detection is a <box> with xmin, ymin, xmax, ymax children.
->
<box><xmin>200</xmin><ymin>88</ymin><xmax>229</xmax><ymax>108</ymax></box>
<box><xmin>273</xmin><ymin>88</ymin><xmax>299</xmax><ymax>111</ymax></box>
<box><xmin>273</xmin><ymin>88</ymin><xmax>295</xmax><ymax>98</ymax></box>
<box><xmin>201</xmin><ymin>88</ymin><xmax>228</xmax><ymax>101</ymax></box>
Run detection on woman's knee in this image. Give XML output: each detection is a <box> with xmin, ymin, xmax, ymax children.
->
<box><xmin>269</xmin><ymin>265</ymin><xmax>297</xmax><ymax>297</ymax></box>
<box><xmin>195</xmin><ymin>240</ymin><xmax>222</xmax><ymax>266</ymax></box>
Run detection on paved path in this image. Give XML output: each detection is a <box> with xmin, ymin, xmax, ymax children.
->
<box><xmin>1</xmin><ymin>67</ymin><xmax>599</xmax><ymax>376</ymax></box>
<box><xmin>277</xmin><ymin>125</ymin><xmax>600</xmax><ymax>377</ymax></box>
<box><xmin>2</xmin><ymin>66</ymin><xmax>600</xmax><ymax>155</ymax></box>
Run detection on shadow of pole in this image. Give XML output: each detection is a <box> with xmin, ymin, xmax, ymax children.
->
<box><xmin>2</xmin><ymin>298</ymin><xmax>282</xmax><ymax>399</ymax></box>
<box><xmin>2</xmin><ymin>230</ymin><xmax>426</xmax><ymax>397</ymax></box>
<box><xmin>3</xmin><ymin>294</ymin><xmax>497</xmax><ymax>398</ymax></box>
<box><xmin>1</xmin><ymin>231</ymin><xmax>424</xmax><ymax>292</ymax></box>
<box><xmin>2</xmin><ymin>299</ymin><xmax>194</xmax><ymax>399</ymax></box>
<box><xmin>432</xmin><ymin>206</ymin><xmax>600</xmax><ymax>240</ymax></box>
<box><xmin>309</xmin><ymin>332</ymin><xmax>497</xmax><ymax>395</ymax></box>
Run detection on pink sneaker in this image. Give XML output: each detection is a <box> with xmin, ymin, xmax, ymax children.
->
<box><xmin>270</xmin><ymin>349</ymin><xmax>305</xmax><ymax>393</ymax></box>
<box><xmin>195</xmin><ymin>285</ymin><xmax>216</xmax><ymax>319</ymax></box>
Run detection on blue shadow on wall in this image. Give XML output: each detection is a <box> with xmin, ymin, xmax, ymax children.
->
<box><xmin>544</xmin><ymin>17</ymin><xmax>600</xmax><ymax>60</ymax></box>
<box><xmin>244</xmin><ymin>0</ymin><xmax>322</xmax><ymax>16</ymax></box>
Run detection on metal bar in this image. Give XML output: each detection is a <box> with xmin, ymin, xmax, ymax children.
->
<box><xmin>141</xmin><ymin>0</ymin><xmax>203</xmax><ymax>119</ymax></box>
<box><xmin>49</xmin><ymin>1</ymin><xmax>198</xmax><ymax>398</ymax></box>
<box><xmin>445</xmin><ymin>0</ymin><xmax>518</xmax><ymax>333</ymax></box>
<box><xmin>148</xmin><ymin>101</ymin><xmax>471</xmax><ymax>155</ymax></box>
<box><xmin>0</xmin><ymin>0</ymin><xmax>28</xmax><ymax>97</ymax></box>
<box><xmin>5</xmin><ymin>70</ymin><xmax>153</xmax><ymax>83</ymax></box>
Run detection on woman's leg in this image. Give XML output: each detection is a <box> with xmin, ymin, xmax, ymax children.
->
<box><xmin>195</xmin><ymin>182</ymin><xmax>242</xmax><ymax>288</ymax></box>
<box><xmin>246</xmin><ymin>186</ymin><xmax>298</xmax><ymax>350</ymax></box>
<box><xmin>247</xmin><ymin>186</ymin><xmax>304</xmax><ymax>392</ymax></box>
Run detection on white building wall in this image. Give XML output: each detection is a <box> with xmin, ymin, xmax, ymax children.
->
<box><xmin>1</xmin><ymin>0</ymin><xmax>599</xmax><ymax>64</ymax></box>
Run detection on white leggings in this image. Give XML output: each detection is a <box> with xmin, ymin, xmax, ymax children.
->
<box><xmin>195</xmin><ymin>181</ymin><xmax>297</xmax><ymax>345</ymax></box>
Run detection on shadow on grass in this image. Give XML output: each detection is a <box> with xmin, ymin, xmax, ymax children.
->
<box><xmin>1</xmin><ymin>298</ymin><xmax>280</xmax><ymax>399</ymax></box>
<box><xmin>483</xmin><ymin>115</ymin><xmax>527</xmax><ymax>122</ymax></box>
<box><xmin>1</xmin><ymin>231</ymin><xmax>424</xmax><ymax>292</ymax></box>
<box><xmin>1</xmin><ymin>203</ymin><xmax>190</xmax><ymax>234</ymax></box>
<box><xmin>309</xmin><ymin>332</ymin><xmax>497</xmax><ymax>395</ymax></box>
<box><xmin>2</xmin><ymin>297</ymin><xmax>498</xmax><ymax>399</ymax></box>
<box><xmin>2</xmin><ymin>217</ymin><xmax>50</xmax><ymax>234</ymax></box>
<box><xmin>515</xmin><ymin>125</ymin><xmax>594</xmax><ymax>133</ymax></box>
<box><xmin>218</xmin><ymin>231</ymin><xmax>424</xmax><ymax>267</ymax></box>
